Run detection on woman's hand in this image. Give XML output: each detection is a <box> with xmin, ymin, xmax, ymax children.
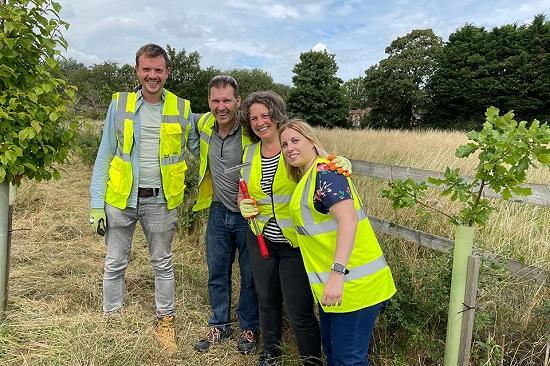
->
<box><xmin>239</xmin><ymin>197</ymin><xmax>259</xmax><ymax>219</ymax></box>
<box><xmin>321</xmin><ymin>272</ymin><xmax>345</xmax><ymax>306</ymax></box>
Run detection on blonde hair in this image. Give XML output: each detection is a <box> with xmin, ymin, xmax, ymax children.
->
<box><xmin>278</xmin><ymin>118</ymin><xmax>328</xmax><ymax>182</ymax></box>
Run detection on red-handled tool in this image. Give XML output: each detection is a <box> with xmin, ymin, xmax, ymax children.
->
<box><xmin>239</xmin><ymin>178</ymin><xmax>269</xmax><ymax>259</ymax></box>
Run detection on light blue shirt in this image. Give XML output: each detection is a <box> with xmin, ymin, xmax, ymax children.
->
<box><xmin>89</xmin><ymin>89</ymin><xmax>200</xmax><ymax>209</ymax></box>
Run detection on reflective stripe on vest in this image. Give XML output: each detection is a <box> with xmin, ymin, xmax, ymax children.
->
<box><xmin>114</xmin><ymin>91</ymin><xmax>136</xmax><ymax>162</ymax></box>
<box><xmin>307</xmin><ymin>255</ymin><xmax>387</xmax><ymax>284</ymax></box>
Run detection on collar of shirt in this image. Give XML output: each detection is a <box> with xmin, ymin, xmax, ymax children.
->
<box><xmin>134</xmin><ymin>87</ymin><xmax>166</xmax><ymax>110</ymax></box>
<box><xmin>213</xmin><ymin>118</ymin><xmax>240</xmax><ymax>138</ymax></box>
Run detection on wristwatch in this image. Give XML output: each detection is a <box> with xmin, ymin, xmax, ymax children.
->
<box><xmin>331</xmin><ymin>262</ymin><xmax>349</xmax><ymax>275</ymax></box>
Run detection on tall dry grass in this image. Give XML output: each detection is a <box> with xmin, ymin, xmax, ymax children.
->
<box><xmin>319</xmin><ymin>127</ymin><xmax>550</xmax><ymax>269</ymax></box>
<box><xmin>0</xmin><ymin>127</ymin><xmax>548</xmax><ymax>365</ymax></box>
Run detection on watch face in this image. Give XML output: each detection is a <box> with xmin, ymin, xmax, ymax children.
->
<box><xmin>332</xmin><ymin>263</ymin><xmax>346</xmax><ymax>273</ymax></box>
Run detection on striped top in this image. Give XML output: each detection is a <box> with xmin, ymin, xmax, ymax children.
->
<box><xmin>260</xmin><ymin>152</ymin><xmax>289</xmax><ymax>243</ymax></box>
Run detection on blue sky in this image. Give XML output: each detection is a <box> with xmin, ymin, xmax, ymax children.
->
<box><xmin>58</xmin><ymin>0</ymin><xmax>549</xmax><ymax>85</ymax></box>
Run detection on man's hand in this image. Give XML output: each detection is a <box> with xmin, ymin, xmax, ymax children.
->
<box><xmin>327</xmin><ymin>154</ymin><xmax>352</xmax><ymax>177</ymax></box>
<box><xmin>89</xmin><ymin>208</ymin><xmax>106</xmax><ymax>236</ymax></box>
<box><xmin>239</xmin><ymin>198</ymin><xmax>259</xmax><ymax>219</ymax></box>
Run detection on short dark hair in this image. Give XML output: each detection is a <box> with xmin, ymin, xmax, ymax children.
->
<box><xmin>208</xmin><ymin>75</ymin><xmax>240</xmax><ymax>97</ymax></box>
<box><xmin>135</xmin><ymin>43</ymin><xmax>169</xmax><ymax>67</ymax></box>
<box><xmin>239</xmin><ymin>91</ymin><xmax>288</xmax><ymax>143</ymax></box>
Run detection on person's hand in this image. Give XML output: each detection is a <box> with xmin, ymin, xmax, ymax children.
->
<box><xmin>89</xmin><ymin>208</ymin><xmax>106</xmax><ymax>236</ymax></box>
<box><xmin>327</xmin><ymin>154</ymin><xmax>352</xmax><ymax>177</ymax></box>
<box><xmin>239</xmin><ymin>198</ymin><xmax>259</xmax><ymax>219</ymax></box>
<box><xmin>321</xmin><ymin>272</ymin><xmax>345</xmax><ymax>307</ymax></box>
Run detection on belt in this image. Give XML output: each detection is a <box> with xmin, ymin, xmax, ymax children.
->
<box><xmin>138</xmin><ymin>187</ymin><xmax>160</xmax><ymax>198</ymax></box>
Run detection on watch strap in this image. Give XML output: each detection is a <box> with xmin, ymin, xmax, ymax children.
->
<box><xmin>331</xmin><ymin>262</ymin><xmax>349</xmax><ymax>275</ymax></box>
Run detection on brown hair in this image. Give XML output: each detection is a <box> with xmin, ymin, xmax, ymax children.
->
<box><xmin>278</xmin><ymin>118</ymin><xmax>328</xmax><ymax>182</ymax></box>
<box><xmin>135</xmin><ymin>43</ymin><xmax>169</xmax><ymax>67</ymax></box>
<box><xmin>238</xmin><ymin>91</ymin><xmax>288</xmax><ymax>143</ymax></box>
<box><xmin>208</xmin><ymin>75</ymin><xmax>240</xmax><ymax>97</ymax></box>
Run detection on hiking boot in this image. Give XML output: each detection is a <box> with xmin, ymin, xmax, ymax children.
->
<box><xmin>155</xmin><ymin>316</ymin><xmax>177</xmax><ymax>354</ymax></box>
<box><xmin>194</xmin><ymin>326</ymin><xmax>232</xmax><ymax>353</ymax></box>
<box><xmin>258</xmin><ymin>352</ymin><xmax>280</xmax><ymax>366</ymax></box>
<box><xmin>237</xmin><ymin>329</ymin><xmax>258</xmax><ymax>354</ymax></box>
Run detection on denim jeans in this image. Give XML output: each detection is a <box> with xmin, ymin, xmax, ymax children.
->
<box><xmin>319</xmin><ymin>302</ymin><xmax>383</xmax><ymax>366</ymax></box>
<box><xmin>247</xmin><ymin>230</ymin><xmax>322</xmax><ymax>365</ymax></box>
<box><xmin>103</xmin><ymin>197</ymin><xmax>177</xmax><ymax>317</ymax></box>
<box><xmin>205</xmin><ymin>202</ymin><xmax>259</xmax><ymax>331</ymax></box>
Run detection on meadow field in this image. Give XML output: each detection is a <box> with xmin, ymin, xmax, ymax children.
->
<box><xmin>0</xmin><ymin>127</ymin><xmax>548</xmax><ymax>365</ymax></box>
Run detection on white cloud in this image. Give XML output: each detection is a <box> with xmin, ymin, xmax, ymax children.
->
<box><xmin>56</xmin><ymin>0</ymin><xmax>550</xmax><ymax>85</ymax></box>
<box><xmin>267</xmin><ymin>4</ymin><xmax>299</xmax><ymax>20</ymax></box>
<box><xmin>312</xmin><ymin>42</ymin><xmax>328</xmax><ymax>52</ymax></box>
<box><xmin>65</xmin><ymin>48</ymin><xmax>100</xmax><ymax>65</ymax></box>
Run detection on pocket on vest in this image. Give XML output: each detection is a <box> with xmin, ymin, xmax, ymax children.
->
<box><xmin>166</xmin><ymin>160</ymin><xmax>187</xmax><ymax>196</ymax></box>
<box><xmin>107</xmin><ymin>156</ymin><xmax>132</xmax><ymax>194</ymax></box>
<box><xmin>161</xmin><ymin>123</ymin><xmax>183</xmax><ymax>155</ymax></box>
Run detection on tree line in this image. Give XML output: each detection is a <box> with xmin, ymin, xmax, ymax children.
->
<box><xmin>61</xmin><ymin>14</ymin><xmax>549</xmax><ymax>130</ymax></box>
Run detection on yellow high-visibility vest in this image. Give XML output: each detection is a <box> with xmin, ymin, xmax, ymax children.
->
<box><xmin>241</xmin><ymin>142</ymin><xmax>298</xmax><ymax>246</ymax></box>
<box><xmin>289</xmin><ymin>157</ymin><xmax>396</xmax><ymax>313</ymax></box>
<box><xmin>192</xmin><ymin>112</ymin><xmax>252</xmax><ymax>211</ymax></box>
<box><xmin>105</xmin><ymin>90</ymin><xmax>191</xmax><ymax>210</ymax></box>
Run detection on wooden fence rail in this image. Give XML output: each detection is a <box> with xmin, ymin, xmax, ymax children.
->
<box><xmin>368</xmin><ymin>216</ymin><xmax>548</xmax><ymax>285</ymax></box>
<box><xmin>351</xmin><ymin>160</ymin><xmax>549</xmax><ymax>286</ymax></box>
<box><xmin>351</xmin><ymin>159</ymin><xmax>550</xmax><ymax>207</ymax></box>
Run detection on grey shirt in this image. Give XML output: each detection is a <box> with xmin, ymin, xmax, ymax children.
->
<box><xmin>208</xmin><ymin>120</ymin><xmax>243</xmax><ymax>212</ymax></box>
<box><xmin>138</xmin><ymin>101</ymin><xmax>162</xmax><ymax>188</ymax></box>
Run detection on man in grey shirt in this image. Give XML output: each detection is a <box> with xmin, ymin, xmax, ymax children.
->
<box><xmin>192</xmin><ymin>75</ymin><xmax>259</xmax><ymax>354</ymax></box>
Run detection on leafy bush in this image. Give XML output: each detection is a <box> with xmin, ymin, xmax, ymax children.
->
<box><xmin>73</xmin><ymin>129</ymin><xmax>101</xmax><ymax>166</ymax></box>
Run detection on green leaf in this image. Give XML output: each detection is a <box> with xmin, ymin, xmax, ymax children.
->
<box><xmin>23</xmin><ymin>163</ymin><xmax>37</xmax><ymax>172</ymax></box>
<box><xmin>52</xmin><ymin>2</ymin><xmax>63</xmax><ymax>14</ymax></box>
<box><xmin>510</xmin><ymin>186</ymin><xmax>532</xmax><ymax>197</ymax></box>
<box><xmin>28</xmin><ymin>93</ymin><xmax>38</xmax><ymax>104</ymax></box>
<box><xmin>0</xmin><ymin>167</ymin><xmax>5</xmax><ymax>183</ymax></box>
<box><xmin>45</xmin><ymin>58</ymin><xmax>57</xmax><ymax>69</ymax></box>
<box><xmin>31</xmin><ymin>120</ymin><xmax>42</xmax><ymax>133</ymax></box>
<box><xmin>536</xmin><ymin>153</ymin><xmax>550</xmax><ymax>165</ymax></box>
<box><xmin>49</xmin><ymin>112</ymin><xmax>59</xmax><ymax>121</ymax></box>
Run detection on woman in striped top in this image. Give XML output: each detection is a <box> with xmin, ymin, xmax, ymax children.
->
<box><xmin>237</xmin><ymin>91</ymin><xmax>350</xmax><ymax>366</ymax></box>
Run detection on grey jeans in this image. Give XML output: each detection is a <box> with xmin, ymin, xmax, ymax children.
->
<box><xmin>103</xmin><ymin>197</ymin><xmax>178</xmax><ymax>317</ymax></box>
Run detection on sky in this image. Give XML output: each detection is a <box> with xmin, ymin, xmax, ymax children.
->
<box><xmin>57</xmin><ymin>0</ymin><xmax>550</xmax><ymax>85</ymax></box>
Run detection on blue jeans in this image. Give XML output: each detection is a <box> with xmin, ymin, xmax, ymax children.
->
<box><xmin>319</xmin><ymin>303</ymin><xmax>383</xmax><ymax>366</ymax></box>
<box><xmin>205</xmin><ymin>202</ymin><xmax>259</xmax><ymax>331</ymax></box>
<box><xmin>103</xmin><ymin>197</ymin><xmax>177</xmax><ymax>317</ymax></box>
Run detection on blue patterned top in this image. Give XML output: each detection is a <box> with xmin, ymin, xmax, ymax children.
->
<box><xmin>313</xmin><ymin>163</ymin><xmax>353</xmax><ymax>214</ymax></box>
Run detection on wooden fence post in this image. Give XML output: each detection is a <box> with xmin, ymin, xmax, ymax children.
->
<box><xmin>459</xmin><ymin>255</ymin><xmax>481</xmax><ymax>365</ymax></box>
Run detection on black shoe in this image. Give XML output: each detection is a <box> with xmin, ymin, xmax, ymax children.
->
<box><xmin>194</xmin><ymin>326</ymin><xmax>232</xmax><ymax>353</ymax></box>
<box><xmin>237</xmin><ymin>329</ymin><xmax>258</xmax><ymax>354</ymax></box>
<box><xmin>258</xmin><ymin>352</ymin><xmax>280</xmax><ymax>366</ymax></box>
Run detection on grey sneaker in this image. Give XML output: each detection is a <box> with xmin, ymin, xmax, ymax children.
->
<box><xmin>194</xmin><ymin>326</ymin><xmax>232</xmax><ymax>353</ymax></box>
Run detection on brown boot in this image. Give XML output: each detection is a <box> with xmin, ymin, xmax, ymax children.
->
<box><xmin>155</xmin><ymin>316</ymin><xmax>177</xmax><ymax>354</ymax></box>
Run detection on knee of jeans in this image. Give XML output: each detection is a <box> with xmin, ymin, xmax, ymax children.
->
<box><xmin>150</xmin><ymin>256</ymin><xmax>173</xmax><ymax>273</ymax></box>
<box><xmin>104</xmin><ymin>256</ymin><xmax>129</xmax><ymax>275</ymax></box>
